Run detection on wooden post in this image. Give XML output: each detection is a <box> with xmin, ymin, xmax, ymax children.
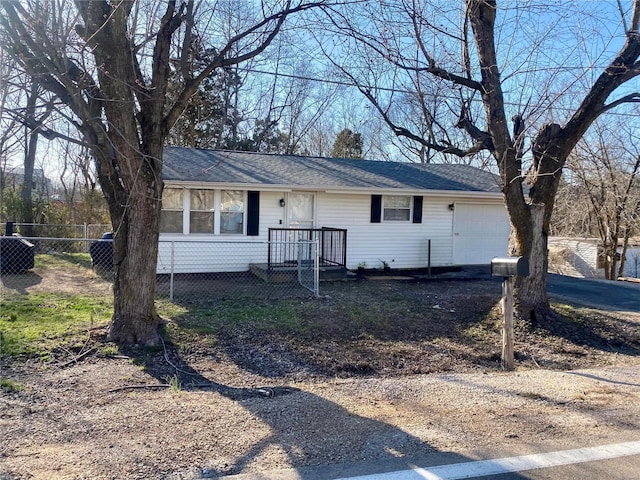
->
<box><xmin>501</xmin><ymin>276</ymin><xmax>515</xmax><ymax>371</ymax></box>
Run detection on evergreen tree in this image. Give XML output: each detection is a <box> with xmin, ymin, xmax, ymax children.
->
<box><xmin>331</xmin><ymin>129</ymin><xmax>363</xmax><ymax>159</ymax></box>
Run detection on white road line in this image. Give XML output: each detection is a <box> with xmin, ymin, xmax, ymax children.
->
<box><xmin>336</xmin><ymin>441</ymin><xmax>640</xmax><ymax>480</ymax></box>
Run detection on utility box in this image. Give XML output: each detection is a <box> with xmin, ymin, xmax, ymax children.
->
<box><xmin>491</xmin><ymin>256</ymin><xmax>529</xmax><ymax>278</ymax></box>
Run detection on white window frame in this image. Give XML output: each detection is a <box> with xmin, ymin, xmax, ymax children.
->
<box><xmin>160</xmin><ymin>187</ymin><xmax>247</xmax><ymax>236</ymax></box>
<box><xmin>219</xmin><ymin>189</ymin><xmax>246</xmax><ymax>235</ymax></box>
<box><xmin>159</xmin><ymin>187</ymin><xmax>185</xmax><ymax>234</ymax></box>
<box><xmin>382</xmin><ymin>195</ymin><xmax>412</xmax><ymax>222</ymax></box>
<box><xmin>189</xmin><ymin>189</ymin><xmax>216</xmax><ymax>234</ymax></box>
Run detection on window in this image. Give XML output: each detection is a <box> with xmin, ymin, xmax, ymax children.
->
<box><xmin>383</xmin><ymin>195</ymin><xmax>411</xmax><ymax>221</ymax></box>
<box><xmin>220</xmin><ymin>190</ymin><xmax>244</xmax><ymax>234</ymax></box>
<box><xmin>160</xmin><ymin>188</ymin><xmax>183</xmax><ymax>233</ymax></box>
<box><xmin>160</xmin><ymin>187</ymin><xmax>249</xmax><ymax>235</ymax></box>
<box><xmin>190</xmin><ymin>189</ymin><xmax>215</xmax><ymax>233</ymax></box>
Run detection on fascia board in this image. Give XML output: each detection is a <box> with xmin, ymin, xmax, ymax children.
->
<box><xmin>164</xmin><ymin>181</ymin><xmax>503</xmax><ymax>200</ymax></box>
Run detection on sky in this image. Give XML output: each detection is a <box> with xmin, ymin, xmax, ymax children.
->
<box><xmin>3</xmin><ymin>0</ymin><xmax>640</xmax><ymax>188</ymax></box>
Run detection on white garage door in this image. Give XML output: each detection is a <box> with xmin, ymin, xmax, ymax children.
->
<box><xmin>452</xmin><ymin>203</ymin><xmax>510</xmax><ymax>265</ymax></box>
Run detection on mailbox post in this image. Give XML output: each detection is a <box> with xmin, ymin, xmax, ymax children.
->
<box><xmin>491</xmin><ymin>257</ymin><xmax>529</xmax><ymax>371</ymax></box>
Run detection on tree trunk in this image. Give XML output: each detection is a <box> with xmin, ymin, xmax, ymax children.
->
<box><xmin>109</xmin><ymin>197</ymin><xmax>162</xmax><ymax>345</ymax></box>
<box><xmin>20</xmin><ymin>128</ymin><xmax>36</xmax><ymax>236</ymax></box>
<box><xmin>105</xmin><ymin>148</ymin><xmax>163</xmax><ymax>345</ymax></box>
<box><xmin>21</xmin><ymin>80</ymin><xmax>39</xmax><ymax>237</ymax></box>
<box><xmin>617</xmin><ymin>235</ymin><xmax>630</xmax><ymax>279</ymax></box>
<box><xmin>512</xmin><ymin>204</ymin><xmax>551</xmax><ymax>320</ymax></box>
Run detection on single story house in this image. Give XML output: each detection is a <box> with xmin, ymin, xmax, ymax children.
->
<box><xmin>158</xmin><ymin>147</ymin><xmax>510</xmax><ymax>275</ymax></box>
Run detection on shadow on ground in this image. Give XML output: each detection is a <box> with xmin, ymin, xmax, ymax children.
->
<box><xmin>126</xmin><ymin>339</ymin><xmax>529</xmax><ymax>479</ymax></box>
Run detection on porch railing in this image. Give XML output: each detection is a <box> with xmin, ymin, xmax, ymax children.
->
<box><xmin>268</xmin><ymin>227</ymin><xmax>347</xmax><ymax>269</ymax></box>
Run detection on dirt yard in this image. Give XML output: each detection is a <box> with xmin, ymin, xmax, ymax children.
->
<box><xmin>1</xmin><ymin>268</ymin><xmax>640</xmax><ymax>479</ymax></box>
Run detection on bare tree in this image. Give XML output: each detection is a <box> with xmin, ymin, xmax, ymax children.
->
<box><xmin>0</xmin><ymin>0</ymin><xmax>327</xmax><ymax>345</ymax></box>
<box><xmin>0</xmin><ymin>57</ymin><xmax>19</xmax><ymax>160</ymax></box>
<box><xmin>557</xmin><ymin>122</ymin><xmax>640</xmax><ymax>279</ymax></box>
<box><xmin>19</xmin><ymin>78</ymin><xmax>57</xmax><ymax>236</ymax></box>
<box><xmin>315</xmin><ymin>1</ymin><xmax>640</xmax><ymax>318</ymax></box>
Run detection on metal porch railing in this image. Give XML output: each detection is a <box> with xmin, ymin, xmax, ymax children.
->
<box><xmin>267</xmin><ymin>227</ymin><xmax>347</xmax><ymax>270</ymax></box>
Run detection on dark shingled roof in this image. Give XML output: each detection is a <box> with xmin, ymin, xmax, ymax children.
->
<box><xmin>162</xmin><ymin>146</ymin><xmax>503</xmax><ymax>194</ymax></box>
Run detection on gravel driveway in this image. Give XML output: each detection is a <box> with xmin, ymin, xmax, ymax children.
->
<box><xmin>2</xmin><ymin>356</ymin><xmax>639</xmax><ymax>479</ymax></box>
<box><xmin>1</xmin><ymin>271</ymin><xmax>640</xmax><ymax>479</ymax></box>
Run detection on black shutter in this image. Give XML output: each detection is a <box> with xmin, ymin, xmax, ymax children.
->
<box><xmin>371</xmin><ymin>195</ymin><xmax>382</xmax><ymax>223</ymax></box>
<box><xmin>247</xmin><ymin>191</ymin><xmax>260</xmax><ymax>236</ymax></box>
<box><xmin>412</xmin><ymin>196</ymin><xmax>423</xmax><ymax>223</ymax></box>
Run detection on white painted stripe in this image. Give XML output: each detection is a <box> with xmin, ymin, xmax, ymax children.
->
<box><xmin>337</xmin><ymin>441</ymin><xmax>640</xmax><ymax>480</ymax></box>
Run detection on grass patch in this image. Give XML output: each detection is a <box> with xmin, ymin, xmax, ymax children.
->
<box><xmin>0</xmin><ymin>378</ymin><xmax>24</xmax><ymax>393</ymax></box>
<box><xmin>169</xmin><ymin>300</ymin><xmax>304</xmax><ymax>335</ymax></box>
<box><xmin>34</xmin><ymin>252</ymin><xmax>93</xmax><ymax>270</ymax></box>
<box><xmin>0</xmin><ymin>293</ymin><xmax>112</xmax><ymax>359</ymax></box>
<box><xmin>98</xmin><ymin>343</ymin><xmax>120</xmax><ymax>358</ymax></box>
<box><xmin>156</xmin><ymin>299</ymin><xmax>188</xmax><ymax>319</ymax></box>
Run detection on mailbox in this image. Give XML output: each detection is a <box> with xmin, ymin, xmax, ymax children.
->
<box><xmin>491</xmin><ymin>256</ymin><xmax>529</xmax><ymax>277</ymax></box>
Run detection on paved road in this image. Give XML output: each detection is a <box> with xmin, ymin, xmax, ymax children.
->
<box><xmin>219</xmin><ymin>440</ymin><xmax>640</xmax><ymax>479</ymax></box>
<box><xmin>547</xmin><ymin>273</ymin><xmax>640</xmax><ymax>312</ymax></box>
<box><xmin>454</xmin><ymin>267</ymin><xmax>640</xmax><ymax>313</ymax></box>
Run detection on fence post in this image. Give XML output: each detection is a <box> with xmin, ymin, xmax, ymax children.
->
<box><xmin>169</xmin><ymin>241</ymin><xmax>175</xmax><ymax>301</ymax></box>
<box><xmin>501</xmin><ymin>277</ymin><xmax>515</xmax><ymax>371</ymax></box>
<box><xmin>314</xmin><ymin>238</ymin><xmax>319</xmax><ymax>297</ymax></box>
<box><xmin>83</xmin><ymin>223</ymin><xmax>89</xmax><ymax>252</ymax></box>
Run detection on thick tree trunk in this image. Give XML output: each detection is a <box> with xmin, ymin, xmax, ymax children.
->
<box><xmin>105</xmin><ymin>150</ymin><xmax>163</xmax><ymax>345</ymax></box>
<box><xmin>109</xmin><ymin>208</ymin><xmax>162</xmax><ymax>344</ymax></box>
<box><xmin>506</xmin><ymin>200</ymin><xmax>551</xmax><ymax>321</ymax></box>
<box><xmin>512</xmin><ymin>204</ymin><xmax>550</xmax><ymax>320</ymax></box>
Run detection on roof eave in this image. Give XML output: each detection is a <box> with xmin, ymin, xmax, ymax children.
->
<box><xmin>163</xmin><ymin>180</ymin><xmax>503</xmax><ymax>199</ymax></box>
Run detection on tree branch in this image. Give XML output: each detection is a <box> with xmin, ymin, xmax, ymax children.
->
<box><xmin>467</xmin><ymin>0</ymin><xmax>513</xmax><ymax>158</ymax></box>
<box><xmin>163</xmin><ymin>1</ymin><xmax>329</xmax><ymax>135</ymax></box>
<box><xmin>359</xmin><ymin>83</ymin><xmax>485</xmax><ymax>157</ymax></box>
<box><xmin>562</xmin><ymin>0</ymin><xmax>640</xmax><ymax>143</ymax></box>
<box><xmin>601</xmin><ymin>92</ymin><xmax>640</xmax><ymax>113</ymax></box>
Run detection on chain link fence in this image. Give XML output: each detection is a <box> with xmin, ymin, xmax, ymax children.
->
<box><xmin>0</xmin><ymin>235</ymin><xmax>321</xmax><ymax>303</ymax></box>
<box><xmin>156</xmin><ymin>239</ymin><xmax>320</xmax><ymax>302</ymax></box>
<box><xmin>1</xmin><ymin>223</ymin><xmax>111</xmax><ymax>241</ymax></box>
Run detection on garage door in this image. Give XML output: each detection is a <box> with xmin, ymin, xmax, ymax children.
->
<box><xmin>452</xmin><ymin>203</ymin><xmax>510</xmax><ymax>265</ymax></box>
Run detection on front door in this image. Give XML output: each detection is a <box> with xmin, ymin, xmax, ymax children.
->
<box><xmin>284</xmin><ymin>192</ymin><xmax>315</xmax><ymax>264</ymax></box>
<box><xmin>287</xmin><ymin>192</ymin><xmax>315</xmax><ymax>229</ymax></box>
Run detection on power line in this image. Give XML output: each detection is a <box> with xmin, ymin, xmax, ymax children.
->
<box><xmin>236</xmin><ymin>67</ymin><xmax>640</xmax><ymax>117</ymax></box>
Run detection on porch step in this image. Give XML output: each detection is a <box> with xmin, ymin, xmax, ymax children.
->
<box><xmin>249</xmin><ymin>263</ymin><xmax>348</xmax><ymax>283</ymax></box>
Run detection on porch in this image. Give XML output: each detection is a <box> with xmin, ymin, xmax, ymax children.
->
<box><xmin>249</xmin><ymin>227</ymin><xmax>348</xmax><ymax>282</ymax></box>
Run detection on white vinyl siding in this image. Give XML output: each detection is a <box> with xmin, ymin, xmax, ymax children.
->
<box><xmin>316</xmin><ymin>193</ymin><xmax>458</xmax><ymax>269</ymax></box>
<box><xmin>158</xmin><ymin>187</ymin><xmax>509</xmax><ymax>273</ymax></box>
<box><xmin>157</xmin><ymin>190</ymin><xmax>284</xmax><ymax>273</ymax></box>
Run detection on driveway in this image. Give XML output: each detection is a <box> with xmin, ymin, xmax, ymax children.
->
<box><xmin>548</xmin><ymin>273</ymin><xmax>640</xmax><ymax>313</ymax></box>
<box><xmin>448</xmin><ymin>266</ymin><xmax>640</xmax><ymax>313</ymax></box>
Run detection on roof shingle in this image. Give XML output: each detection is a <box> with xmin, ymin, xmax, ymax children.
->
<box><xmin>162</xmin><ymin>146</ymin><xmax>503</xmax><ymax>193</ymax></box>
